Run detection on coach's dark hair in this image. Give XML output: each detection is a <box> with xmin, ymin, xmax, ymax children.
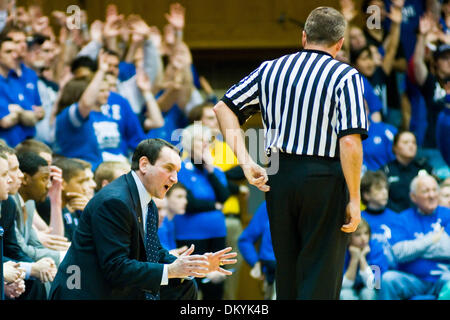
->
<box><xmin>131</xmin><ymin>139</ymin><xmax>180</xmax><ymax>170</ymax></box>
<box><xmin>304</xmin><ymin>7</ymin><xmax>346</xmax><ymax>46</ymax></box>
<box><xmin>17</xmin><ymin>151</ymin><xmax>48</xmax><ymax>176</ymax></box>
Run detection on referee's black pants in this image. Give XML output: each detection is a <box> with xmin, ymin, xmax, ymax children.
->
<box><xmin>265</xmin><ymin>153</ymin><xmax>350</xmax><ymax>300</ymax></box>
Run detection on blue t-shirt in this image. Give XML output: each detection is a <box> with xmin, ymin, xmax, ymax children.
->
<box><xmin>11</xmin><ymin>64</ymin><xmax>42</xmax><ymax>139</ymax></box>
<box><xmin>362</xmin><ymin>121</ymin><xmax>397</xmax><ymax>172</ymax></box>
<box><xmin>118</xmin><ymin>61</ymin><xmax>136</xmax><ymax>82</ymax></box>
<box><xmin>384</xmin><ymin>0</ymin><xmax>424</xmax><ymax>60</ymax></box>
<box><xmin>15</xmin><ymin>63</ymin><xmax>42</xmax><ymax>105</ymax></box>
<box><xmin>362</xmin><ymin>75</ymin><xmax>383</xmax><ymax>115</ymax></box>
<box><xmin>238</xmin><ymin>201</ymin><xmax>275</xmax><ymax>267</ymax></box>
<box><xmin>0</xmin><ymin>69</ymin><xmax>38</xmax><ymax>146</ymax></box>
<box><xmin>362</xmin><ymin>207</ymin><xmax>400</xmax><ymax>268</ymax></box>
<box><xmin>146</xmin><ymin>103</ymin><xmax>188</xmax><ymax>147</ymax></box>
<box><xmin>173</xmin><ymin>159</ymin><xmax>227</xmax><ymax>240</ymax></box>
<box><xmin>390</xmin><ymin>206</ymin><xmax>450</xmax><ymax>283</ymax></box>
<box><xmin>55</xmin><ymin>92</ymin><xmax>145</xmax><ymax>169</ymax></box>
<box><xmin>158</xmin><ymin>216</ymin><xmax>177</xmax><ymax>250</ymax></box>
<box><xmin>343</xmin><ymin>239</ymin><xmax>389</xmax><ymax>288</ymax></box>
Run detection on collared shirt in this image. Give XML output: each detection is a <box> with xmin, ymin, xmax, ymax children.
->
<box><xmin>131</xmin><ymin>171</ymin><xmax>168</xmax><ymax>285</ymax></box>
<box><xmin>222</xmin><ymin>49</ymin><xmax>368</xmax><ymax>158</ymax></box>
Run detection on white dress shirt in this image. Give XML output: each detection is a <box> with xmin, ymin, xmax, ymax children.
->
<box><xmin>131</xmin><ymin>171</ymin><xmax>168</xmax><ymax>285</ymax></box>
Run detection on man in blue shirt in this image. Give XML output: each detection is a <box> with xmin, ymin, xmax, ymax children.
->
<box><xmin>380</xmin><ymin>173</ymin><xmax>450</xmax><ymax>300</ymax></box>
<box><xmin>0</xmin><ymin>32</ymin><xmax>43</xmax><ymax>147</ymax></box>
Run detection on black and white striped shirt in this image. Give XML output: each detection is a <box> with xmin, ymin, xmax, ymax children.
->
<box><xmin>222</xmin><ymin>49</ymin><xmax>369</xmax><ymax>158</ymax></box>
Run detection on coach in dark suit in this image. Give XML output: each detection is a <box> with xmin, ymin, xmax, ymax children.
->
<box><xmin>49</xmin><ymin>139</ymin><xmax>236</xmax><ymax>300</ymax></box>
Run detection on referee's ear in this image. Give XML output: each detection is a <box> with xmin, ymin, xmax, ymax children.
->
<box><xmin>335</xmin><ymin>37</ymin><xmax>345</xmax><ymax>53</ymax></box>
<box><xmin>302</xmin><ymin>31</ymin><xmax>307</xmax><ymax>47</ymax></box>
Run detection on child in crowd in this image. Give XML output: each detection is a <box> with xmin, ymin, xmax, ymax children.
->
<box><xmin>94</xmin><ymin>161</ymin><xmax>131</xmax><ymax>192</ymax></box>
<box><xmin>340</xmin><ymin>219</ymin><xmax>388</xmax><ymax>300</ymax></box>
<box><xmin>53</xmin><ymin>157</ymin><xmax>94</xmax><ymax>241</ymax></box>
<box><xmin>361</xmin><ymin>170</ymin><xmax>400</xmax><ymax>269</ymax></box>
<box><xmin>157</xmin><ymin>183</ymin><xmax>188</xmax><ymax>256</ymax></box>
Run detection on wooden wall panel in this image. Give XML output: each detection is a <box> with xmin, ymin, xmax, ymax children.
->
<box><xmin>17</xmin><ymin>0</ymin><xmax>343</xmax><ymax>49</ymax></box>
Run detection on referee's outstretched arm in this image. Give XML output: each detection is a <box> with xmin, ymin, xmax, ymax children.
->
<box><xmin>339</xmin><ymin>134</ymin><xmax>363</xmax><ymax>233</ymax></box>
<box><xmin>213</xmin><ymin>101</ymin><xmax>269</xmax><ymax>192</ymax></box>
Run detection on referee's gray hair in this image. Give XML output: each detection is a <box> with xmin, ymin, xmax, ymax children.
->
<box><xmin>181</xmin><ymin>122</ymin><xmax>212</xmax><ymax>154</ymax></box>
<box><xmin>304</xmin><ymin>7</ymin><xmax>346</xmax><ymax>46</ymax></box>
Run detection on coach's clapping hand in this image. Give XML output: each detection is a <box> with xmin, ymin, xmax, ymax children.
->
<box><xmin>242</xmin><ymin>161</ymin><xmax>270</xmax><ymax>192</ymax></box>
<box><xmin>167</xmin><ymin>245</ymin><xmax>210</xmax><ymax>278</ymax></box>
<box><xmin>204</xmin><ymin>247</ymin><xmax>238</xmax><ymax>275</ymax></box>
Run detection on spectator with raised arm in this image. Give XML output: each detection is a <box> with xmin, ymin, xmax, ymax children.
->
<box><xmin>412</xmin><ymin>12</ymin><xmax>450</xmax><ymax>178</ymax></box>
<box><xmin>350</xmin><ymin>1</ymin><xmax>403</xmax><ymax>121</ymax></box>
<box><xmin>54</xmin><ymin>51</ymin><xmax>146</xmax><ymax>169</ymax></box>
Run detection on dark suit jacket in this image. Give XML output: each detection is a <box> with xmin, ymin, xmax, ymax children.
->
<box><xmin>0</xmin><ymin>196</ymin><xmax>34</xmax><ymax>263</ymax></box>
<box><xmin>49</xmin><ymin>172</ymin><xmax>177</xmax><ymax>300</ymax></box>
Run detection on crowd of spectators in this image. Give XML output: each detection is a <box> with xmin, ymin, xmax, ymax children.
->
<box><xmin>0</xmin><ymin>0</ymin><xmax>449</xmax><ymax>300</ymax></box>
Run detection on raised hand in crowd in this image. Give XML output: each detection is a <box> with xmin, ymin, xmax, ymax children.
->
<box><xmin>128</xmin><ymin>14</ymin><xmax>151</xmax><ymax>43</ymax></box>
<box><xmin>137</xmin><ymin>68</ymin><xmax>165</xmax><ymax>130</ymax></box>
<box><xmin>89</xmin><ymin>19</ymin><xmax>104</xmax><ymax>44</ymax></box>
<box><xmin>339</xmin><ymin>0</ymin><xmax>357</xmax><ymax>23</ymax></box>
<box><xmin>103</xmin><ymin>9</ymin><xmax>123</xmax><ymax>53</ymax></box>
<box><xmin>149</xmin><ymin>26</ymin><xmax>163</xmax><ymax>51</ymax></box>
<box><xmin>165</xmin><ymin>2</ymin><xmax>185</xmax><ymax>32</ymax></box>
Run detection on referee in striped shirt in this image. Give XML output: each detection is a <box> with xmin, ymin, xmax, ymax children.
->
<box><xmin>214</xmin><ymin>7</ymin><xmax>368</xmax><ymax>300</ymax></box>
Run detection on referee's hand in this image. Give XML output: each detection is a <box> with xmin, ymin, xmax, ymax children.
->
<box><xmin>341</xmin><ymin>201</ymin><xmax>361</xmax><ymax>233</ymax></box>
<box><xmin>242</xmin><ymin>162</ymin><xmax>270</xmax><ymax>192</ymax></box>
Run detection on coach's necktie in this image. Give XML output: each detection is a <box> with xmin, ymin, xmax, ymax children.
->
<box><xmin>145</xmin><ymin>199</ymin><xmax>160</xmax><ymax>300</ymax></box>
